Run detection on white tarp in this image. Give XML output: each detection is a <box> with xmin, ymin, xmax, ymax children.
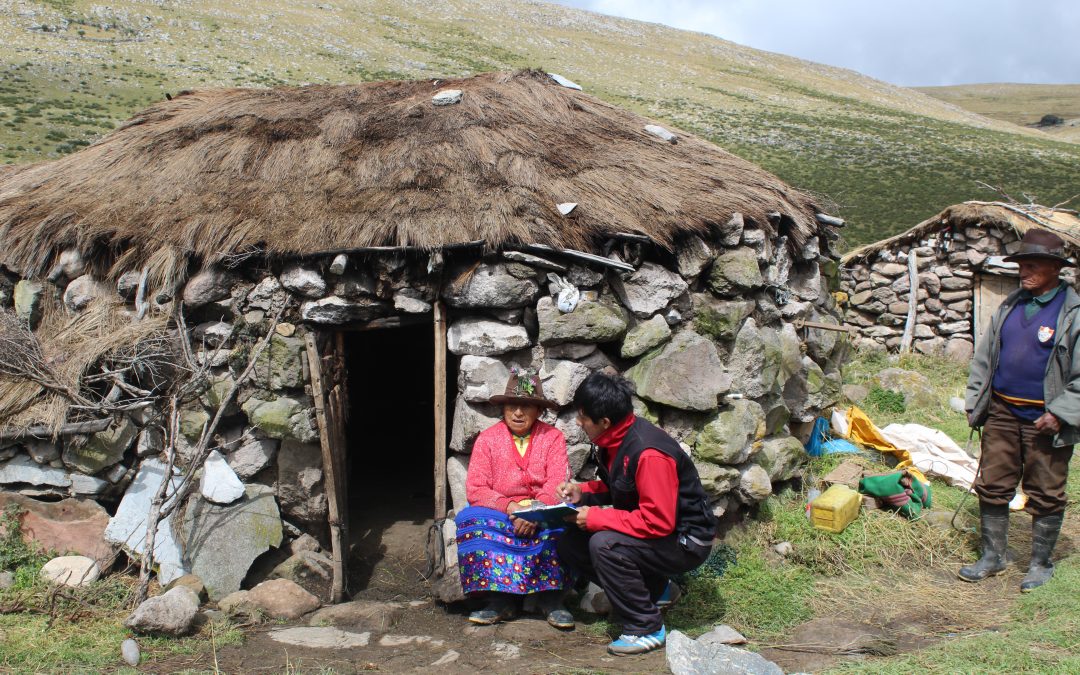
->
<box><xmin>879</xmin><ymin>423</ymin><xmax>979</xmax><ymax>490</ymax></box>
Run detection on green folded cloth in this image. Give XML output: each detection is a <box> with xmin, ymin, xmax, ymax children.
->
<box><xmin>858</xmin><ymin>471</ymin><xmax>931</xmax><ymax>518</ymax></box>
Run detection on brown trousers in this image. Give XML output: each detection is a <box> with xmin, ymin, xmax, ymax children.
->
<box><xmin>975</xmin><ymin>396</ymin><xmax>1074</xmax><ymax>516</ymax></box>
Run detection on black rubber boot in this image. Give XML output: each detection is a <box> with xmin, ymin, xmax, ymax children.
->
<box><xmin>958</xmin><ymin>502</ymin><xmax>1009</xmax><ymax>582</ymax></box>
<box><xmin>1021</xmin><ymin>512</ymin><xmax>1064</xmax><ymax>592</ymax></box>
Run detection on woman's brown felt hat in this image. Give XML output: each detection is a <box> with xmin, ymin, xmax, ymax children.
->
<box><xmin>489</xmin><ymin>369</ymin><xmax>559</xmax><ymax>409</ymax></box>
<box><xmin>1002</xmin><ymin>228</ymin><xmax>1075</xmax><ymax>267</ymax></box>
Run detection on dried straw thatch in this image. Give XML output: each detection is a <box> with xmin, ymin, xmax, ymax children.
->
<box><xmin>0</xmin><ymin>70</ymin><xmax>819</xmax><ymax>286</ymax></box>
<box><xmin>842</xmin><ymin>201</ymin><xmax>1080</xmax><ymax>264</ymax></box>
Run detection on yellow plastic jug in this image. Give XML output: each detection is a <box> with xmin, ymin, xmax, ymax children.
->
<box><xmin>810</xmin><ymin>484</ymin><xmax>861</xmax><ymax>533</ymax></box>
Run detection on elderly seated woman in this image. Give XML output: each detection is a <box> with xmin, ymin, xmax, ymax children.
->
<box><xmin>455</xmin><ymin>368</ymin><xmax>574</xmax><ymax>629</ymax></box>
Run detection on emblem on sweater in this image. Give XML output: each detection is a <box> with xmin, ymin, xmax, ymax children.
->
<box><xmin>1038</xmin><ymin>326</ymin><xmax>1055</xmax><ymax>343</ymax></box>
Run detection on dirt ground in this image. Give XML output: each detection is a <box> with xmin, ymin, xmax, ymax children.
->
<box><xmin>147</xmin><ymin>509</ymin><xmax>1076</xmax><ymax>674</ymax></box>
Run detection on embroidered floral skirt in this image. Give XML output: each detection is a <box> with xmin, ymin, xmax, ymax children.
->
<box><xmin>455</xmin><ymin>506</ymin><xmax>569</xmax><ymax>595</ymax></box>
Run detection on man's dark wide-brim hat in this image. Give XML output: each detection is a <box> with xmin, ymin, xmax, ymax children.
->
<box><xmin>489</xmin><ymin>369</ymin><xmax>558</xmax><ymax>409</ymax></box>
<box><xmin>1002</xmin><ymin>228</ymin><xmax>1075</xmax><ymax>267</ymax></box>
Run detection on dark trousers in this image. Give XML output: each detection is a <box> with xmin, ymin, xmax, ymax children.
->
<box><xmin>557</xmin><ymin>527</ymin><xmax>710</xmax><ymax>636</ymax></box>
<box><xmin>975</xmin><ymin>396</ymin><xmax>1074</xmax><ymax>516</ymax></box>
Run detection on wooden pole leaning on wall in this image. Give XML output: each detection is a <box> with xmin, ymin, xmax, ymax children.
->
<box><xmin>899</xmin><ymin>250</ymin><xmax>919</xmax><ymax>354</ymax></box>
<box><xmin>305</xmin><ymin>331</ymin><xmax>346</xmax><ymax>604</ymax></box>
<box><xmin>433</xmin><ymin>301</ymin><xmax>448</xmax><ymax>521</ymax></box>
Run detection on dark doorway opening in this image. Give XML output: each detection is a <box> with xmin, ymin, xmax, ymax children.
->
<box><xmin>343</xmin><ymin>322</ymin><xmax>442</xmax><ymax>596</ymax></box>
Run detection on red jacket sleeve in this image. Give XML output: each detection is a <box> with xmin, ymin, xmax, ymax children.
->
<box><xmin>584</xmin><ymin>450</ymin><xmax>678</xmax><ymax>538</ymax></box>
<box><xmin>465</xmin><ymin>430</ymin><xmax>512</xmax><ymax>513</ymax></box>
<box><xmin>535</xmin><ymin>426</ymin><xmax>569</xmax><ymax>505</ymax></box>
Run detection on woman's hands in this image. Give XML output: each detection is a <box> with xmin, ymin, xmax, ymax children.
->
<box><xmin>506</xmin><ymin>501</ymin><xmax>539</xmax><ymax>538</ymax></box>
<box><xmin>556</xmin><ymin>482</ymin><xmax>582</xmax><ymax>504</ymax></box>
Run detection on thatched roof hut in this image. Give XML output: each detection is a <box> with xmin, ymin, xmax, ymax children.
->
<box><xmin>0</xmin><ymin>69</ymin><xmax>819</xmax><ymax>288</ymax></box>
<box><xmin>0</xmin><ymin>70</ymin><xmax>845</xmax><ymax>604</ymax></box>
<box><xmin>839</xmin><ymin>201</ymin><xmax>1080</xmax><ymax>358</ymax></box>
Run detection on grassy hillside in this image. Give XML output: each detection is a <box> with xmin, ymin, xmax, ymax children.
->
<box><xmin>917</xmin><ymin>83</ymin><xmax>1080</xmax><ymax>143</ymax></box>
<box><xmin>2</xmin><ymin>0</ymin><xmax>1079</xmax><ymax>248</ymax></box>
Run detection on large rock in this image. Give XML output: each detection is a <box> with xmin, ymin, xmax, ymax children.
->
<box><xmin>309</xmin><ymin>600</ymin><xmax>403</xmax><ymax>632</ymax></box>
<box><xmin>280</xmin><ymin>265</ymin><xmax>327</xmax><ymax>298</ymax></box>
<box><xmin>447</xmin><ymin>454</ymin><xmax>470</xmax><ymax>513</ymax></box>
<box><xmin>269</xmin><ymin>626</ymin><xmax>371</xmax><ymax>648</ymax></box>
<box><xmin>696</xmin><ymin>400</ymin><xmax>766</xmax><ymax>466</ymax></box>
<box><xmin>105</xmin><ymin>459</ymin><xmax>188</xmax><ymax>585</ymax></box>
<box><xmin>25</xmin><ymin>439</ymin><xmax>60</xmax><ymax>464</ymax></box>
<box><xmin>126</xmin><ymin>587</ymin><xmax>200</xmax><ymax>636</ymax></box>
<box><xmin>610</xmin><ymin>262</ymin><xmax>688</xmax><ymax>318</ymax></box>
<box><xmin>253</xmin><ymin>334</ymin><xmax>305</xmax><ymax>390</ymax></box>
<box><xmin>667</xmin><ymin>629</ymin><xmax>783</xmax><ymax>675</ymax></box>
<box><xmin>199</xmin><ymin>371</ymin><xmax>238</xmax><ymax>416</ymax></box>
<box><xmin>14</xmin><ymin>280</ymin><xmax>45</xmax><ymax>327</ymax></box>
<box><xmin>539</xmin><ymin>359</ymin><xmax>591</xmax><ymax>406</ymax></box>
<box><xmin>200</xmin><ymin>450</ymin><xmax>245</xmax><ymax>505</ymax></box>
<box><xmin>447</xmin><ymin>317</ymin><xmax>532</xmax><ymax>356</ymax></box>
<box><xmin>443</xmin><ymin>263</ymin><xmax>540</xmax><ymax>309</ymax></box>
<box><xmin>0</xmin><ymin>493</ymin><xmax>114</xmax><ymax>565</ymax></box>
<box><xmin>270</xmin><ymin>550</ymin><xmax>332</xmax><ymax>590</ymax></box>
<box><xmin>946</xmin><ymin>338</ymin><xmax>974</xmax><ymax>362</ymax></box>
<box><xmin>457</xmin><ymin>355</ymin><xmax>511</xmax><ymax>403</ymax></box>
<box><xmin>736</xmin><ymin>464</ymin><xmax>773</xmax><ymax>504</ymax></box>
<box><xmin>729</xmin><ymin>319</ymin><xmax>783</xmax><ymax>399</ymax></box>
<box><xmin>695</xmin><ymin>462</ymin><xmax>741</xmax><ymax>500</ymax></box>
<box><xmin>692</xmin><ymin>295</ymin><xmax>754</xmax><ymax>342</ymax></box>
<box><xmin>246</xmin><ymin>276</ymin><xmax>287</xmax><ymax>311</ymax></box>
<box><xmin>871</xmin><ymin>368</ymin><xmax>937</xmax><ymax>409</ymax></box>
<box><xmin>0</xmin><ymin>454</ymin><xmax>71</xmax><ymax>487</ymax></box>
<box><xmin>707</xmin><ymin>248</ymin><xmax>762</xmax><ymax>296</ymax></box>
<box><xmin>40</xmin><ymin>555</ymin><xmax>100</xmax><ymax>586</ymax></box>
<box><xmin>621</xmin><ymin>314</ymin><xmax>672</xmax><ymax>358</ymax></box>
<box><xmin>626</xmin><ymin>331</ymin><xmax>730</xmax><ymax>411</ymax></box>
<box><xmin>245</xmin><ymin>579</ymin><xmax>321</xmax><ymax>620</ymax></box>
<box><xmin>536</xmin><ymin>296</ymin><xmax>628</xmax><ymax>346</ymax></box>
<box><xmin>449</xmin><ymin>397</ymin><xmax>501</xmax><ymax>453</ymax></box>
<box><xmin>241</xmin><ymin>396</ymin><xmax>318</xmax><ymax>442</ymax></box>
<box><xmin>183</xmin><ymin>484</ymin><xmax>283</xmax><ymax>601</ymax></box>
<box><xmin>301</xmin><ymin>296</ymin><xmax>389</xmax><ymax>324</ymax></box>
<box><xmin>63</xmin><ymin>275</ymin><xmax>111</xmax><ymax>312</ymax></box>
<box><xmin>63</xmin><ymin>418</ymin><xmax>137</xmax><ymax>474</ymax></box>
<box><xmin>183</xmin><ymin>268</ymin><xmax>234</xmax><ymax>308</ymax></box>
<box><xmin>676</xmin><ymin>235</ymin><xmax>715</xmax><ymax>278</ymax></box>
<box><xmin>755</xmin><ymin>436</ymin><xmax>805</xmax><ymax>482</ymax></box>
<box><xmin>277</xmin><ymin>441</ymin><xmax>327</xmax><ymax>527</ymax></box>
<box><xmin>226</xmin><ymin>433</ymin><xmax>279</xmax><ymax>480</ymax></box>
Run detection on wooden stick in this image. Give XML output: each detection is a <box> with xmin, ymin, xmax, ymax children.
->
<box><xmin>815</xmin><ymin>213</ymin><xmax>846</xmax><ymax>227</ymax></box>
<box><xmin>899</xmin><ymin>250</ymin><xmax>918</xmax><ymax>354</ymax></box>
<box><xmin>433</xmin><ymin>301</ymin><xmax>448</xmax><ymax>521</ymax></box>
<box><xmin>305</xmin><ymin>331</ymin><xmax>345</xmax><ymax>604</ymax></box>
<box><xmin>0</xmin><ymin>418</ymin><xmax>111</xmax><ymax>441</ymax></box>
<box><xmin>519</xmin><ymin>244</ymin><xmax>635</xmax><ymax>272</ymax></box>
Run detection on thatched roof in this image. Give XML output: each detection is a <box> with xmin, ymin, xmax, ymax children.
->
<box><xmin>841</xmin><ymin>201</ymin><xmax>1080</xmax><ymax>265</ymax></box>
<box><xmin>0</xmin><ymin>70</ymin><xmax>819</xmax><ymax>286</ymax></box>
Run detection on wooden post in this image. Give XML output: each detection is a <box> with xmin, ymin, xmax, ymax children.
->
<box><xmin>433</xmin><ymin>301</ymin><xmax>448</xmax><ymax>520</ymax></box>
<box><xmin>899</xmin><ymin>250</ymin><xmax>919</xmax><ymax>354</ymax></box>
<box><xmin>305</xmin><ymin>332</ymin><xmax>346</xmax><ymax>603</ymax></box>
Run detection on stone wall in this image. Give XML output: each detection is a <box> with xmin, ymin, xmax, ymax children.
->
<box><xmin>837</xmin><ymin>222</ymin><xmax>1074</xmax><ymax>360</ymax></box>
<box><xmin>0</xmin><ymin>218</ymin><xmax>845</xmax><ymax>600</ymax></box>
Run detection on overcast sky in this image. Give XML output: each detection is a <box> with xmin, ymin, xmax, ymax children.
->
<box><xmin>548</xmin><ymin>0</ymin><xmax>1080</xmax><ymax>87</ymax></box>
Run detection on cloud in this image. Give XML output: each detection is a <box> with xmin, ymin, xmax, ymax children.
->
<box><xmin>549</xmin><ymin>0</ymin><xmax>1080</xmax><ymax>86</ymax></box>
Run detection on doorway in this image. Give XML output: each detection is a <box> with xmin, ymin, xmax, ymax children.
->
<box><xmin>342</xmin><ymin>323</ymin><xmax>440</xmax><ymax>595</ymax></box>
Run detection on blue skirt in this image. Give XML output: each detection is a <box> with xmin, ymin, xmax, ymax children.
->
<box><xmin>455</xmin><ymin>506</ymin><xmax>569</xmax><ymax>595</ymax></box>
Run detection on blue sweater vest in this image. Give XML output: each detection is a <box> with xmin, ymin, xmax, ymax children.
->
<box><xmin>992</xmin><ymin>288</ymin><xmax>1067</xmax><ymax>421</ymax></box>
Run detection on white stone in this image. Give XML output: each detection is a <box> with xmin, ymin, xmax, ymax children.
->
<box><xmin>226</xmin><ymin>434</ymin><xmax>279</xmax><ymax>480</ymax></box>
<box><xmin>64</xmin><ymin>275</ymin><xmax>112</xmax><ymax>312</ymax></box>
<box><xmin>328</xmin><ymin>254</ymin><xmax>349</xmax><ymax>276</ymax></box>
<box><xmin>432</xmin><ymin>89</ymin><xmax>463</xmax><ymax>106</ymax></box>
<box><xmin>539</xmin><ymin>359</ymin><xmax>591</xmax><ymax>406</ymax></box>
<box><xmin>105</xmin><ymin>459</ymin><xmax>188</xmax><ymax>585</ymax></box>
<box><xmin>447</xmin><ymin>317</ymin><xmax>531</xmax><ymax>356</ymax></box>
<box><xmin>200</xmin><ymin>450</ymin><xmax>245</xmax><ymax>505</ymax></box>
<box><xmin>431</xmin><ymin>651</ymin><xmax>461</xmax><ymax>666</ymax></box>
<box><xmin>457</xmin><ymin>355</ymin><xmax>512</xmax><ymax>403</ymax></box>
<box><xmin>449</xmin><ymin>396</ymin><xmax>501</xmax><ymax>453</ymax></box>
<box><xmin>182</xmin><ymin>268</ymin><xmax>234</xmax><ymax>308</ymax></box>
<box><xmin>548</xmin><ymin>73</ymin><xmax>582</xmax><ymax>90</ymax></box>
<box><xmin>610</xmin><ymin>262</ymin><xmax>688</xmax><ymax>318</ymax></box>
<box><xmin>246</xmin><ymin>276</ymin><xmax>285</xmax><ymax>311</ymax></box>
<box><xmin>269</xmin><ymin>627</ymin><xmax>370</xmax><ymax>648</ymax></box>
<box><xmin>644</xmin><ymin>124</ymin><xmax>678</xmax><ymax>143</ymax></box>
<box><xmin>557</xmin><ymin>202</ymin><xmax>577</xmax><ymax>215</ymax></box>
<box><xmin>0</xmin><ymin>454</ymin><xmax>71</xmax><ymax>487</ymax></box>
<box><xmin>492</xmin><ymin>642</ymin><xmax>521</xmax><ymax>660</ymax></box>
<box><xmin>280</xmin><ymin>265</ymin><xmax>327</xmax><ymax>298</ymax></box>
<box><xmin>393</xmin><ymin>289</ymin><xmax>431</xmax><ymax>314</ymax></box>
<box><xmin>447</xmin><ymin>454</ymin><xmax>470</xmax><ymax>514</ymax></box>
<box><xmin>70</xmin><ymin>474</ymin><xmax>109</xmax><ymax>495</ymax></box>
<box><xmin>193</xmin><ymin>321</ymin><xmax>232</xmax><ymax>347</ymax></box>
<box><xmin>379</xmin><ymin>634</ymin><xmax>445</xmax><ymax>647</ymax></box>
<box><xmin>41</xmin><ymin>555</ymin><xmax>100</xmax><ymax>587</ymax></box>
<box><xmin>121</xmin><ymin>638</ymin><xmax>140</xmax><ymax>666</ymax></box>
<box><xmin>301</xmin><ymin>296</ymin><xmax>387</xmax><ymax>324</ymax></box>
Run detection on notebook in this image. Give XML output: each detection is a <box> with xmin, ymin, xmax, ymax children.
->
<box><xmin>511</xmin><ymin>502</ymin><xmax>578</xmax><ymax>527</ymax></box>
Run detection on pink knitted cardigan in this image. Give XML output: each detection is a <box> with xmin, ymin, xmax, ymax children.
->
<box><xmin>465</xmin><ymin>419</ymin><xmax>569</xmax><ymax>513</ymax></box>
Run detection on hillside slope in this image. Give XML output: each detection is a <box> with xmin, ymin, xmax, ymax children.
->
<box><xmin>1</xmin><ymin>0</ymin><xmax>1078</xmax><ymax>247</ymax></box>
<box><xmin>917</xmin><ymin>83</ymin><xmax>1080</xmax><ymax>144</ymax></box>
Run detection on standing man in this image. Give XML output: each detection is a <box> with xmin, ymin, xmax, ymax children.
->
<box><xmin>964</xmin><ymin>228</ymin><xmax>1078</xmax><ymax>591</ymax></box>
<box><xmin>557</xmin><ymin>372</ymin><xmax>716</xmax><ymax>655</ymax></box>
